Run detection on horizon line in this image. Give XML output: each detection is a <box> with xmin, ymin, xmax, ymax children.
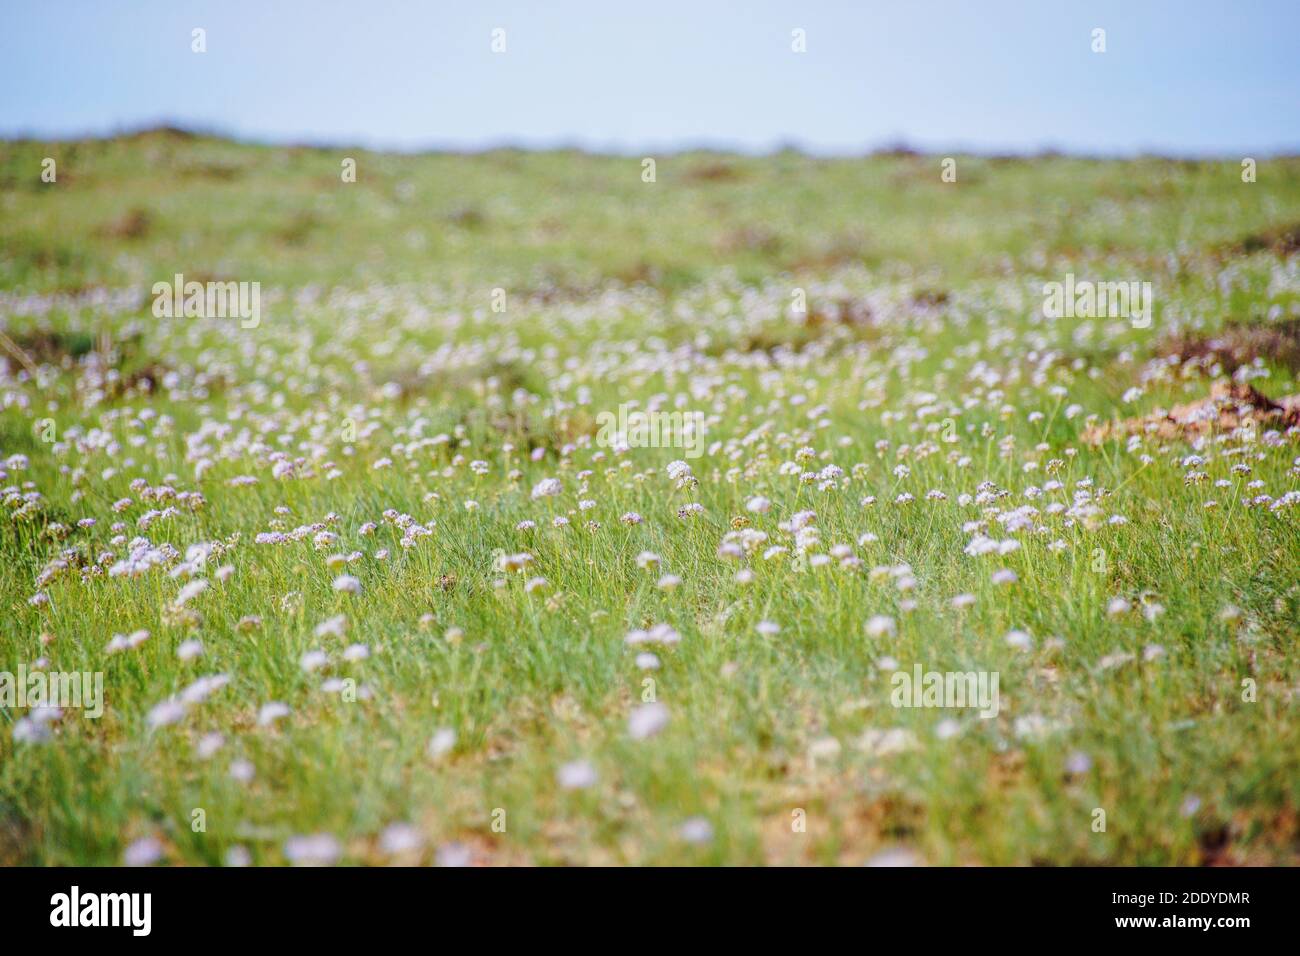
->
<box><xmin>6</xmin><ymin>122</ymin><xmax>1299</xmax><ymax>163</ymax></box>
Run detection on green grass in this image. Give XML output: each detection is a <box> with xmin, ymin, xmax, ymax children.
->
<box><xmin>1</xmin><ymin>130</ymin><xmax>1299</xmax><ymax>865</ymax></box>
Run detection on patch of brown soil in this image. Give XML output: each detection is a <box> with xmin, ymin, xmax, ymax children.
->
<box><xmin>117</xmin><ymin>363</ymin><xmax>169</xmax><ymax>396</ymax></box>
<box><xmin>0</xmin><ymin>328</ymin><xmax>95</xmax><ymax>365</ymax></box>
<box><xmin>97</xmin><ymin>207</ymin><xmax>152</xmax><ymax>240</ymax></box>
<box><xmin>684</xmin><ymin>161</ymin><xmax>744</xmax><ymax>183</ymax></box>
<box><xmin>807</xmin><ymin>297</ymin><xmax>874</xmax><ymax>328</ymax></box>
<box><xmin>911</xmin><ymin>288</ymin><xmax>950</xmax><ymax>309</ymax></box>
<box><xmin>714</xmin><ymin>225</ymin><xmax>783</xmax><ymax>256</ymax></box>
<box><xmin>446</xmin><ymin>205</ymin><xmax>487</xmax><ymax>229</ymax></box>
<box><xmin>1084</xmin><ymin>381</ymin><xmax>1300</xmax><ymax>444</ymax></box>
<box><xmin>179</xmin><ymin>161</ymin><xmax>245</xmax><ymax>181</ymax></box>
<box><xmin>1158</xmin><ymin>318</ymin><xmax>1300</xmax><ymax>373</ymax></box>
<box><xmin>1235</xmin><ymin>221</ymin><xmax>1300</xmax><ymax>257</ymax></box>
<box><xmin>276</xmin><ymin>209</ymin><xmax>320</xmax><ymax>245</ymax></box>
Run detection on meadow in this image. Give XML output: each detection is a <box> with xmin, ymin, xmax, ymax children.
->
<box><xmin>1</xmin><ymin>130</ymin><xmax>1298</xmax><ymax>865</ymax></box>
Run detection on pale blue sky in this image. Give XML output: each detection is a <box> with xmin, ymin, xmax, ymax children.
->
<box><xmin>2</xmin><ymin>0</ymin><xmax>1297</xmax><ymax>155</ymax></box>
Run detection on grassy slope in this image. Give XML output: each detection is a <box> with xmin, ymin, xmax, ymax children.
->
<box><xmin>0</xmin><ymin>131</ymin><xmax>1298</xmax><ymax>864</ymax></box>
